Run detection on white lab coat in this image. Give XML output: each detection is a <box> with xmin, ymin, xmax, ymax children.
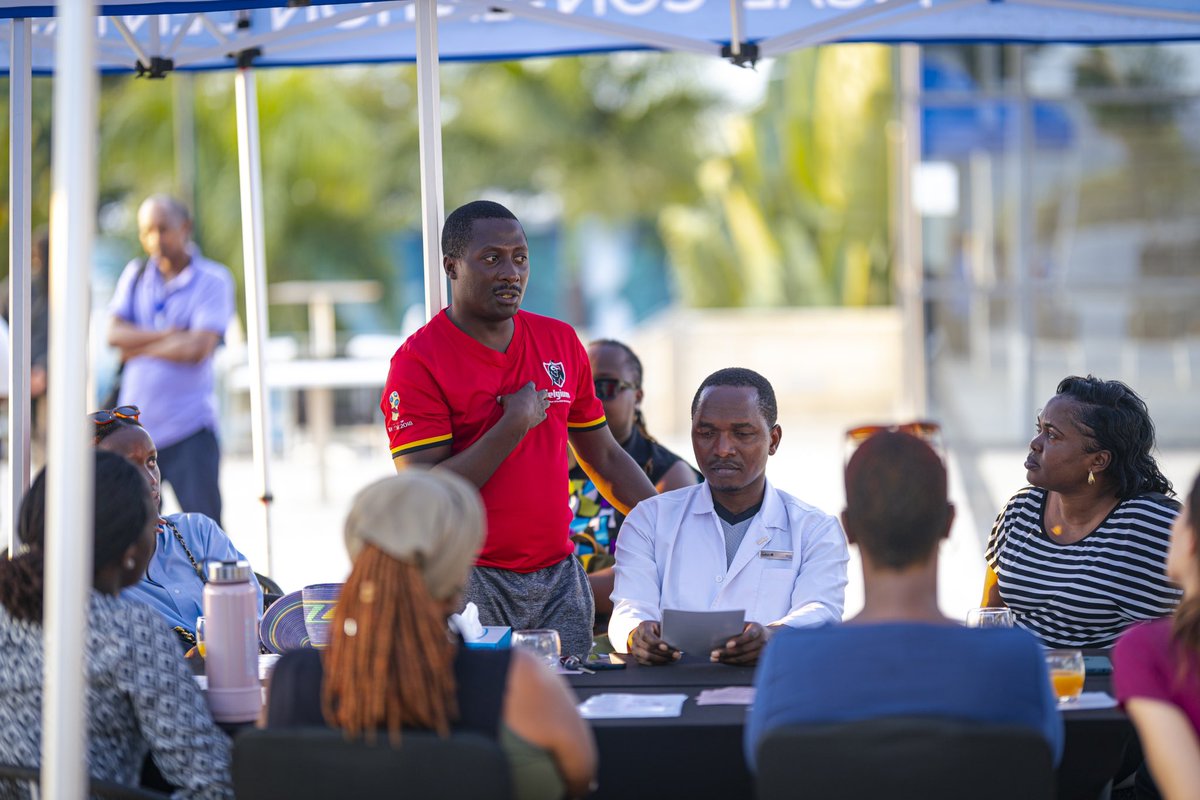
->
<box><xmin>609</xmin><ymin>479</ymin><xmax>848</xmax><ymax>653</ymax></box>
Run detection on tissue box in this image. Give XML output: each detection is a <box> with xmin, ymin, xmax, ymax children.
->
<box><xmin>463</xmin><ymin>626</ymin><xmax>512</xmax><ymax>650</ymax></box>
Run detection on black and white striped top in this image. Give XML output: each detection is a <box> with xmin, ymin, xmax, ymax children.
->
<box><xmin>985</xmin><ymin>486</ymin><xmax>1182</xmax><ymax>648</ymax></box>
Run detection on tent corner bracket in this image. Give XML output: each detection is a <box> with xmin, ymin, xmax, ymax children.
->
<box><xmin>134</xmin><ymin>56</ymin><xmax>174</xmax><ymax>79</ymax></box>
<box><xmin>721</xmin><ymin>41</ymin><xmax>759</xmax><ymax>68</ymax></box>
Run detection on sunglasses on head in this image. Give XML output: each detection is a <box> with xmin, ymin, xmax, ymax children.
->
<box><xmin>845</xmin><ymin>420</ymin><xmax>942</xmax><ymax>444</ymax></box>
<box><xmin>89</xmin><ymin>405</ymin><xmax>141</xmax><ymax>426</ymax></box>
<box><xmin>593</xmin><ymin>378</ymin><xmax>637</xmax><ymax>401</ymax></box>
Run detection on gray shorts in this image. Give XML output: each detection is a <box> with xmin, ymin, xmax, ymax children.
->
<box><xmin>464</xmin><ymin>556</ymin><xmax>595</xmax><ymax>659</ymax></box>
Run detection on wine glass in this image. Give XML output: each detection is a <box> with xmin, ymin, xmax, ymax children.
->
<box><xmin>512</xmin><ymin>629</ymin><xmax>561</xmax><ymax>670</ymax></box>
<box><xmin>965</xmin><ymin>607</ymin><xmax>1014</xmax><ymax>628</ymax></box>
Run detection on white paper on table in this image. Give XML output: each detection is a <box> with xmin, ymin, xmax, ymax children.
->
<box><xmin>1060</xmin><ymin>692</ymin><xmax>1118</xmax><ymax>711</ymax></box>
<box><xmin>577</xmin><ymin>693</ymin><xmax>688</xmax><ymax>719</ymax></box>
<box><xmin>696</xmin><ymin>687</ymin><xmax>756</xmax><ymax>706</ymax></box>
<box><xmin>661</xmin><ymin>608</ymin><xmax>746</xmax><ymax>655</ymax></box>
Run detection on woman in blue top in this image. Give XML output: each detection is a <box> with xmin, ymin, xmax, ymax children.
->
<box><xmin>91</xmin><ymin>405</ymin><xmax>262</xmax><ymax>650</ymax></box>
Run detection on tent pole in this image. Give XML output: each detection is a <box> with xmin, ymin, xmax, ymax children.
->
<box><xmin>896</xmin><ymin>44</ymin><xmax>927</xmax><ymax>418</ymax></box>
<box><xmin>235</xmin><ymin>65</ymin><xmax>275</xmax><ymax>575</ymax></box>
<box><xmin>1005</xmin><ymin>44</ymin><xmax>1036</xmax><ymax>437</ymax></box>
<box><xmin>43</xmin><ymin>0</ymin><xmax>98</xmax><ymax>796</ymax></box>
<box><xmin>8</xmin><ymin>18</ymin><xmax>32</xmax><ymax>557</ymax></box>
<box><xmin>415</xmin><ymin>0</ymin><xmax>447</xmax><ymax>319</ymax></box>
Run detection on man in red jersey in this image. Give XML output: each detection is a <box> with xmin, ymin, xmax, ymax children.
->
<box><xmin>382</xmin><ymin>200</ymin><xmax>656</xmax><ymax>657</ymax></box>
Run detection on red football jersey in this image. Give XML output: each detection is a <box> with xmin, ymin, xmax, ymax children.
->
<box><xmin>382</xmin><ymin>309</ymin><xmax>607</xmax><ymax>572</ymax></box>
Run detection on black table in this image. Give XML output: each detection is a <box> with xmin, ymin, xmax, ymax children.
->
<box><xmin>566</xmin><ymin>655</ymin><xmax>1133</xmax><ymax>800</ymax></box>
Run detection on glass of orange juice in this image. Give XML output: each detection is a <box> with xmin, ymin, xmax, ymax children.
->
<box><xmin>1045</xmin><ymin>649</ymin><xmax>1085</xmax><ymax>704</ymax></box>
<box><xmin>195</xmin><ymin>616</ymin><xmax>207</xmax><ymax>659</ymax></box>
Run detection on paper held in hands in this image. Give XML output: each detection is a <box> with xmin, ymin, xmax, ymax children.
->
<box><xmin>661</xmin><ymin>609</ymin><xmax>746</xmax><ymax>655</ymax></box>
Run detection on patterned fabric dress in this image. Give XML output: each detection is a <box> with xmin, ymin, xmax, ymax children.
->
<box><xmin>0</xmin><ymin>591</ymin><xmax>233</xmax><ymax>799</ymax></box>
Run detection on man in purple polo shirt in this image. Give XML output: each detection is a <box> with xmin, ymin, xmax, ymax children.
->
<box><xmin>107</xmin><ymin>195</ymin><xmax>234</xmax><ymax>526</ymax></box>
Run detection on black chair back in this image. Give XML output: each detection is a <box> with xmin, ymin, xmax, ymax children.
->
<box><xmin>0</xmin><ymin>763</ymin><xmax>172</xmax><ymax>799</ymax></box>
<box><xmin>756</xmin><ymin>717</ymin><xmax>1055</xmax><ymax>800</ymax></box>
<box><xmin>233</xmin><ymin>727</ymin><xmax>512</xmax><ymax>800</ymax></box>
<box><xmin>254</xmin><ymin>572</ymin><xmax>285</xmax><ymax>612</ymax></box>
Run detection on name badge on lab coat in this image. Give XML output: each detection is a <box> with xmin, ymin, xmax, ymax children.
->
<box><xmin>759</xmin><ymin>550</ymin><xmax>792</xmax><ymax>561</ymax></box>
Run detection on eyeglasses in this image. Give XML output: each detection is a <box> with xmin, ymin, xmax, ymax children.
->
<box><xmin>89</xmin><ymin>405</ymin><xmax>141</xmax><ymax>426</ymax></box>
<box><xmin>593</xmin><ymin>378</ymin><xmax>637</xmax><ymax>401</ymax></box>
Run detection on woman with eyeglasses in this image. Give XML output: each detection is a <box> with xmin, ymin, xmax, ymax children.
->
<box><xmin>983</xmin><ymin>376</ymin><xmax>1181</xmax><ymax>648</ymax></box>
<box><xmin>91</xmin><ymin>405</ymin><xmax>262</xmax><ymax>651</ymax></box>
<box><xmin>569</xmin><ymin>340</ymin><xmax>699</xmax><ymax>624</ymax></box>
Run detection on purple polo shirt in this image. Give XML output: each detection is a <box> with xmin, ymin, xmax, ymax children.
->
<box><xmin>108</xmin><ymin>246</ymin><xmax>234</xmax><ymax>449</ymax></box>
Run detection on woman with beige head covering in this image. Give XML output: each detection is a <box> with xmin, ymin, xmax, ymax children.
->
<box><xmin>264</xmin><ymin>470</ymin><xmax>596</xmax><ymax>800</ymax></box>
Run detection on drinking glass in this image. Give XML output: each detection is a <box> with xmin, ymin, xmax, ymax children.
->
<box><xmin>1045</xmin><ymin>649</ymin><xmax>1085</xmax><ymax>705</ymax></box>
<box><xmin>966</xmin><ymin>607</ymin><xmax>1014</xmax><ymax>628</ymax></box>
<box><xmin>512</xmin><ymin>629</ymin><xmax>561</xmax><ymax>670</ymax></box>
<box><xmin>195</xmin><ymin>616</ymin><xmax>207</xmax><ymax>659</ymax></box>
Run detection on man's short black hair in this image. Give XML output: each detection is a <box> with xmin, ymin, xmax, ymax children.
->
<box><xmin>441</xmin><ymin>200</ymin><xmax>520</xmax><ymax>260</ymax></box>
<box><xmin>690</xmin><ymin>367</ymin><xmax>778</xmax><ymax>427</ymax></box>
<box><xmin>844</xmin><ymin>431</ymin><xmax>949</xmax><ymax>569</ymax></box>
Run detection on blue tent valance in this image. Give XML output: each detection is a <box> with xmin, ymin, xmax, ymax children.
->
<box><xmin>1</xmin><ymin>0</ymin><xmax>1198</xmax><ymax>74</ymax></box>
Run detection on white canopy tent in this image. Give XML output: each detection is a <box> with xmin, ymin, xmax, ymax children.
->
<box><xmin>5</xmin><ymin>0</ymin><xmax>1200</xmax><ymax>794</ymax></box>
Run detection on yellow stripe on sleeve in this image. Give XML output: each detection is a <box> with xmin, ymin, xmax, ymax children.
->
<box><xmin>390</xmin><ymin>433</ymin><xmax>453</xmax><ymax>457</ymax></box>
<box><xmin>567</xmin><ymin>415</ymin><xmax>608</xmax><ymax>431</ymax></box>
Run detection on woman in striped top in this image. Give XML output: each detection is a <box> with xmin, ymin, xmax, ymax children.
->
<box><xmin>983</xmin><ymin>375</ymin><xmax>1181</xmax><ymax>648</ymax></box>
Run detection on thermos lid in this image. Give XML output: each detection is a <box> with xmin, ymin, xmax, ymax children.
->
<box><xmin>206</xmin><ymin>559</ymin><xmax>254</xmax><ymax>584</ymax></box>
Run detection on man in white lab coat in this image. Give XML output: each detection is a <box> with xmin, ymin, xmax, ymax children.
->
<box><xmin>609</xmin><ymin>368</ymin><xmax>849</xmax><ymax>666</ymax></box>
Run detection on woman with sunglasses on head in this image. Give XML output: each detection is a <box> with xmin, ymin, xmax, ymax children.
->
<box><xmin>1113</xmin><ymin>470</ymin><xmax>1200</xmax><ymax>800</ymax></box>
<box><xmin>91</xmin><ymin>405</ymin><xmax>262</xmax><ymax>651</ymax></box>
<box><xmin>569</xmin><ymin>341</ymin><xmax>699</xmax><ymax>624</ymax></box>
<box><xmin>983</xmin><ymin>376</ymin><xmax>1181</xmax><ymax>648</ymax></box>
<box><xmin>0</xmin><ymin>452</ymin><xmax>234</xmax><ymax>799</ymax></box>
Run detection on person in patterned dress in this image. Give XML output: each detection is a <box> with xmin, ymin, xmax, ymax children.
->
<box><xmin>0</xmin><ymin>451</ymin><xmax>233</xmax><ymax>799</ymax></box>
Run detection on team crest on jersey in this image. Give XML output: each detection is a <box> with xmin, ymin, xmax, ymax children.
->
<box><xmin>388</xmin><ymin>390</ymin><xmax>401</xmax><ymax>421</ymax></box>
<box><xmin>543</xmin><ymin>361</ymin><xmax>566</xmax><ymax>388</ymax></box>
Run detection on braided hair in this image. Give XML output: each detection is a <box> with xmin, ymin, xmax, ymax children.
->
<box><xmin>590</xmin><ymin>339</ymin><xmax>658</xmax><ymax>446</ymax></box>
<box><xmin>0</xmin><ymin>451</ymin><xmax>156</xmax><ymax>623</ymax></box>
<box><xmin>1056</xmin><ymin>375</ymin><xmax>1172</xmax><ymax>500</ymax></box>
<box><xmin>322</xmin><ymin>545</ymin><xmax>459</xmax><ymax>744</ymax></box>
<box><xmin>321</xmin><ymin>472</ymin><xmax>484</xmax><ymax>746</ymax></box>
<box><xmin>92</xmin><ymin>414</ymin><xmax>143</xmax><ymax>446</ymax></box>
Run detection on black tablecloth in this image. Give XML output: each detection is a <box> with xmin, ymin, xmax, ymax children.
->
<box><xmin>567</xmin><ymin>654</ymin><xmax>1133</xmax><ymax>800</ymax></box>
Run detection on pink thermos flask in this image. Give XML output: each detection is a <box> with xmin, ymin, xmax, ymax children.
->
<box><xmin>203</xmin><ymin>560</ymin><xmax>261</xmax><ymax>723</ymax></box>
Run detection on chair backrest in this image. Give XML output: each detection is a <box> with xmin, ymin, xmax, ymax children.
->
<box><xmin>233</xmin><ymin>727</ymin><xmax>513</xmax><ymax>800</ymax></box>
<box><xmin>755</xmin><ymin>717</ymin><xmax>1055</xmax><ymax>800</ymax></box>
<box><xmin>254</xmin><ymin>572</ymin><xmax>285</xmax><ymax>611</ymax></box>
<box><xmin>0</xmin><ymin>763</ymin><xmax>172</xmax><ymax>800</ymax></box>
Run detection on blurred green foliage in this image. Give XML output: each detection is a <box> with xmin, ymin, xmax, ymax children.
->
<box><xmin>660</xmin><ymin>45</ymin><xmax>895</xmax><ymax>308</ymax></box>
<box><xmin>0</xmin><ymin>48</ymin><xmax>898</xmax><ymax>325</ymax></box>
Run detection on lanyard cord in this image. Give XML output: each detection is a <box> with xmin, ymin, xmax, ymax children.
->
<box><xmin>160</xmin><ymin>518</ymin><xmax>207</xmax><ymax>584</ymax></box>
